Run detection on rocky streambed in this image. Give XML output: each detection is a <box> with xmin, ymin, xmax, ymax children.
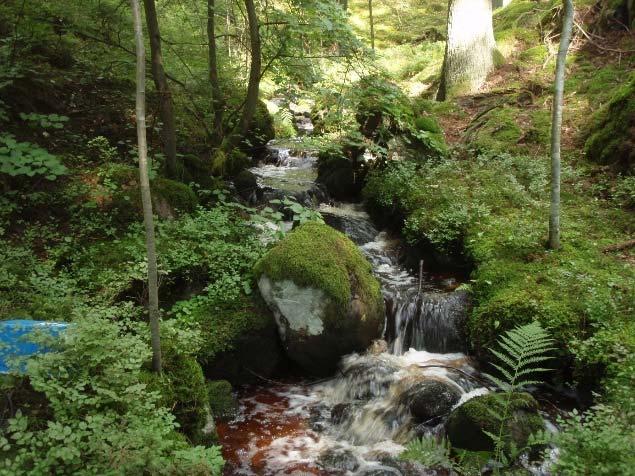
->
<box><xmin>218</xmin><ymin>135</ymin><xmax>557</xmax><ymax>475</ymax></box>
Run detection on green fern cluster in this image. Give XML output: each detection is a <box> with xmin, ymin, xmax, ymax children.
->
<box><xmin>484</xmin><ymin>321</ymin><xmax>554</xmax><ymax>466</ymax></box>
<box><xmin>485</xmin><ymin>321</ymin><xmax>554</xmax><ymax>392</ymax></box>
<box><xmin>399</xmin><ymin>437</ymin><xmax>455</xmax><ymax>470</ymax></box>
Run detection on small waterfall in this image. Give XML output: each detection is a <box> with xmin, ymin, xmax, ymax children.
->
<box><xmin>320</xmin><ymin>212</ymin><xmax>470</xmax><ymax>357</ymax></box>
<box><xmin>386</xmin><ymin>290</ymin><xmax>469</xmax><ymax>355</ymax></box>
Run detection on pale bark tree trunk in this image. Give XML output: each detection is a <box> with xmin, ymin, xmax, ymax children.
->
<box><xmin>437</xmin><ymin>0</ymin><xmax>497</xmax><ymax>100</ymax></box>
<box><xmin>239</xmin><ymin>0</ymin><xmax>261</xmax><ymax>138</ymax></box>
<box><xmin>368</xmin><ymin>0</ymin><xmax>375</xmax><ymax>50</ymax></box>
<box><xmin>143</xmin><ymin>0</ymin><xmax>179</xmax><ymax>178</ymax></box>
<box><xmin>207</xmin><ymin>0</ymin><xmax>224</xmax><ymax>141</ymax></box>
<box><xmin>131</xmin><ymin>0</ymin><xmax>162</xmax><ymax>373</ymax></box>
<box><xmin>492</xmin><ymin>0</ymin><xmax>512</xmax><ymax>9</ymax></box>
<box><xmin>549</xmin><ymin>0</ymin><xmax>574</xmax><ymax>250</ymax></box>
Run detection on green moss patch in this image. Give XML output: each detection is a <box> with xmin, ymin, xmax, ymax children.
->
<box><xmin>584</xmin><ymin>73</ymin><xmax>635</xmax><ymax>171</ymax></box>
<box><xmin>207</xmin><ymin>380</ymin><xmax>237</xmax><ymax>419</ymax></box>
<box><xmin>447</xmin><ymin>392</ymin><xmax>544</xmax><ymax>452</ymax></box>
<box><xmin>254</xmin><ymin>222</ymin><xmax>382</xmax><ymax>323</ymax></box>
<box><xmin>363</xmin><ymin>151</ymin><xmax>635</xmax><ymax>380</ymax></box>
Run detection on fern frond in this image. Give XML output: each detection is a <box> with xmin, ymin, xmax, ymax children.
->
<box><xmin>487</xmin><ymin>321</ymin><xmax>554</xmax><ymax>391</ymax></box>
<box><xmin>482</xmin><ymin>372</ymin><xmax>511</xmax><ymax>391</ymax></box>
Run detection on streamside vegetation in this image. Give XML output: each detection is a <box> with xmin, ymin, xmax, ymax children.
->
<box><xmin>0</xmin><ymin>0</ymin><xmax>634</xmax><ymax>474</ymax></box>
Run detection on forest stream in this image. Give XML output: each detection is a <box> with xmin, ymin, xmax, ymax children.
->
<box><xmin>217</xmin><ymin>123</ymin><xmax>555</xmax><ymax>476</ymax></box>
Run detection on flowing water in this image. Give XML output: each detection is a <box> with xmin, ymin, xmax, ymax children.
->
<box><xmin>219</xmin><ymin>130</ymin><xmax>553</xmax><ymax>475</ymax></box>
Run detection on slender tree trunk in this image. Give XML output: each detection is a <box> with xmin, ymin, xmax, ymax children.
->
<box><xmin>549</xmin><ymin>0</ymin><xmax>574</xmax><ymax>250</ymax></box>
<box><xmin>143</xmin><ymin>0</ymin><xmax>179</xmax><ymax>178</ymax></box>
<box><xmin>239</xmin><ymin>0</ymin><xmax>261</xmax><ymax>138</ymax></box>
<box><xmin>131</xmin><ymin>0</ymin><xmax>162</xmax><ymax>373</ymax></box>
<box><xmin>339</xmin><ymin>0</ymin><xmax>348</xmax><ymax>11</ymax></box>
<box><xmin>437</xmin><ymin>0</ymin><xmax>496</xmax><ymax>100</ymax></box>
<box><xmin>368</xmin><ymin>0</ymin><xmax>375</xmax><ymax>50</ymax></box>
<box><xmin>207</xmin><ymin>0</ymin><xmax>224</xmax><ymax>142</ymax></box>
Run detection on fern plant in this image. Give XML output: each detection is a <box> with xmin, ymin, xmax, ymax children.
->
<box><xmin>399</xmin><ymin>437</ymin><xmax>456</xmax><ymax>471</ymax></box>
<box><xmin>483</xmin><ymin>321</ymin><xmax>554</xmax><ymax>466</ymax></box>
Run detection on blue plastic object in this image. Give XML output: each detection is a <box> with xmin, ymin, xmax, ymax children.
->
<box><xmin>0</xmin><ymin>320</ymin><xmax>69</xmax><ymax>374</ymax></box>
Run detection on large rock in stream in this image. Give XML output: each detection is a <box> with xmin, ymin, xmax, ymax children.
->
<box><xmin>446</xmin><ymin>392</ymin><xmax>545</xmax><ymax>452</ymax></box>
<box><xmin>255</xmin><ymin>222</ymin><xmax>385</xmax><ymax>375</ymax></box>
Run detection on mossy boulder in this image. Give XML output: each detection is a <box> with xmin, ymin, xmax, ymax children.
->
<box><xmin>446</xmin><ymin>392</ymin><xmax>545</xmax><ymax>452</ymax></box>
<box><xmin>206</xmin><ymin>380</ymin><xmax>238</xmax><ymax>419</ymax></box>
<box><xmin>198</xmin><ymin>294</ymin><xmax>286</xmax><ymax>385</ymax></box>
<box><xmin>355</xmin><ymin>75</ymin><xmax>414</xmax><ymax>142</ymax></box>
<box><xmin>584</xmin><ymin>73</ymin><xmax>635</xmax><ymax>172</ymax></box>
<box><xmin>317</xmin><ymin>145</ymin><xmax>365</xmax><ymax>201</ymax></box>
<box><xmin>255</xmin><ymin>222</ymin><xmax>384</xmax><ymax>375</ymax></box>
<box><xmin>233</xmin><ymin>169</ymin><xmax>259</xmax><ymax>202</ymax></box>
<box><xmin>102</xmin><ymin>164</ymin><xmax>198</xmax><ymax>223</ymax></box>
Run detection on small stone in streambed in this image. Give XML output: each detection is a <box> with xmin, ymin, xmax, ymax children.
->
<box><xmin>318</xmin><ymin>448</ymin><xmax>360</xmax><ymax>472</ymax></box>
<box><xmin>309</xmin><ymin>403</ymin><xmax>329</xmax><ymax>432</ymax></box>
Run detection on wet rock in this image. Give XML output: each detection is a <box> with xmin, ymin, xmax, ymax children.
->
<box><xmin>256</xmin><ymin>222</ymin><xmax>384</xmax><ymax>376</ymax></box>
<box><xmin>309</xmin><ymin>403</ymin><xmax>330</xmax><ymax>432</ymax></box>
<box><xmin>318</xmin><ymin>448</ymin><xmax>360</xmax><ymax>472</ymax></box>
<box><xmin>233</xmin><ymin>170</ymin><xmax>260</xmax><ymax>203</ymax></box>
<box><xmin>413</xmin><ymin>422</ymin><xmax>446</xmax><ymax>440</ymax></box>
<box><xmin>399</xmin><ymin>380</ymin><xmax>462</xmax><ymax>423</ymax></box>
<box><xmin>331</xmin><ymin>403</ymin><xmax>357</xmax><ymax>425</ymax></box>
<box><xmin>446</xmin><ymin>392</ymin><xmax>545</xmax><ymax>452</ymax></box>
<box><xmin>322</xmin><ymin>211</ymin><xmax>379</xmax><ymax>245</ymax></box>
<box><xmin>368</xmin><ymin>339</ymin><xmax>389</xmax><ymax>355</ymax></box>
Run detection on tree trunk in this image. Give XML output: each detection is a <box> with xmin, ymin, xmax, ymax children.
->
<box><xmin>131</xmin><ymin>0</ymin><xmax>162</xmax><ymax>373</ymax></box>
<box><xmin>368</xmin><ymin>0</ymin><xmax>375</xmax><ymax>50</ymax></box>
<box><xmin>339</xmin><ymin>0</ymin><xmax>348</xmax><ymax>11</ymax></box>
<box><xmin>548</xmin><ymin>0</ymin><xmax>574</xmax><ymax>250</ymax></box>
<box><xmin>492</xmin><ymin>0</ymin><xmax>512</xmax><ymax>9</ymax></box>
<box><xmin>239</xmin><ymin>0</ymin><xmax>261</xmax><ymax>138</ymax></box>
<box><xmin>143</xmin><ymin>0</ymin><xmax>179</xmax><ymax>178</ymax></box>
<box><xmin>437</xmin><ymin>0</ymin><xmax>497</xmax><ymax>100</ymax></box>
<box><xmin>207</xmin><ymin>0</ymin><xmax>224</xmax><ymax>142</ymax></box>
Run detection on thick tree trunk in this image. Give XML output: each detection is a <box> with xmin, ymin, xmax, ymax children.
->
<box><xmin>131</xmin><ymin>0</ymin><xmax>162</xmax><ymax>373</ymax></box>
<box><xmin>549</xmin><ymin>0</ymin><xmax>574</xmax><ymax>250</ymax></box>
<box><xmin>143</xmin><ymin>0</ymin><xmax>179</xmax><ymax>178</ymax></box>
<box><xmin>492</xmin><ymin>0</ymin><xmax>512</xmax><ymax>9</ymax></box>
<box><xmin>239</xmin><ymin>0</ymin><xmax>261</xmax><ymax>138</ymax></box>
<box><xmin>368</xmin><ymin>0</ymin><xmax>375</xmax><ymax>50</ymax></box>
<box><xmin>207</xmin><ymin>0</ymin><xmax>224</xmax><ymax>142</ymax></box>
<box><xmin>437</xmin><ymin>0</ymin><xmax>497</xmax><ymax>100</ymax></box>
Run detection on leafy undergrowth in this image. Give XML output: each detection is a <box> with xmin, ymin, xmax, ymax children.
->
<box><xmin>364</xmin><ymin>146</ymin><xmax>635</xmax><ymax>472</ymax></box>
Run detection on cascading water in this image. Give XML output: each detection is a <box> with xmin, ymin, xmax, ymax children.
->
<box><xmin>219</xmin><ymin>120</ymin><xmax>552</xmax><ymax>475</ymax></box>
